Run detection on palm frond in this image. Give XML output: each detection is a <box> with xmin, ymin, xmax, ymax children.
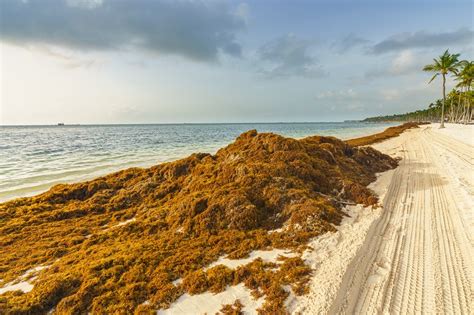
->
<box><xmin>423</xmin><ymin>64</ymin><xmax>437</xmax><ymax>72</ymax></box>
<box><xmin>428</xmin><ymin>73</ymin><xmax>439</xmax><ymax>83</ymax></box>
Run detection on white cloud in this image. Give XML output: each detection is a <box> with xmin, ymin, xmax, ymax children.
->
<box><xmin>66</xmin><ymin>0</ymin><xmax>104</xmax><ymax>10</ymax></box>
<box><xmin>316</xmin><ymin>89</ymin><xmax>358</xmax><ymax>100</ymax></box>
<box><xmin>25</xmin><ymin>44</ymin><xmax>100</xmax><ymax>69</ymax></box>
<box><xmin>258</xmin><ymin>34</ymin><xmax>325</xmax><ymax>78</ymax></box>
<box><xmin>332</xmin><ymin>33</ymin><xmax>370</xmax><ymax>53</ymax></box>
<box><xmin>364</xmin><ymin>50</ymin><xmax>421</xmax><ymax>78</ymax></box>
<box><xmin>234</xmin><ymin>3</ymin><xmax>250</xmax><ymax>24</ymax></box>
<box><xmin>380</xmin><ymin>89</ymin><xmax>400</xmax><ymax>101</ymax></box>
<box><xmin>390</xmin><ymin>50</ymin><xmax>416</xmax><ymax>74</ymax></box>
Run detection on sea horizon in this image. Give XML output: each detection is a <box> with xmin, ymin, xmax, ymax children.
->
<box><xmin>0</xmin><ymin>121</ymin><xmax>397</xmax><ymax>202</ymax></box>
<box><xmin>2</xmin><ymin>0</ymin><xmax>472</xmax><ymax>313</ymax></box>
<box><xmin>0</xmin><ymin>120</ymin><xmax>380</xmax><ymax>127</ymax></box>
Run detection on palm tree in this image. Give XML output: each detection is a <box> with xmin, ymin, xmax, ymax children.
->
<box><xmin>423</xmin><ymin>50</ymin><xmax>461</xmax><ymax>128</ymax></box>
<box><xmin>455</xmin><ymin>61</ymin><xmax>474</xmax><ymax>123</ymax></box>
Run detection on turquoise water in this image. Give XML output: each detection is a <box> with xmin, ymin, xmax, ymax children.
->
<box><xmin>0</xmin><ymin>122</ymin><xmax>397</xmax><ymax>202</ymax></box>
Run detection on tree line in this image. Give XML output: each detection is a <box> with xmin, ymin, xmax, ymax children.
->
<box><xmin>364</xmin><ymin>50</ymin><xmax>473</xmax><ymax>127</ymax></box>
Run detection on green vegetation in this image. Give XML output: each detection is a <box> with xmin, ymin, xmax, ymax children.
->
<box><xmin>422</xmin><ymin>50</ymin><xmax>462</xmax><ymax>128</ymax></box>
<box><xmin>0</xmin><ymin>129</ymin><xmax>398</xmax><ymax>314</ymax></box>
<box><xmin>365</xmin><ymin>51</ymin><xmax>473</xmax><ymax>125</ymax></box>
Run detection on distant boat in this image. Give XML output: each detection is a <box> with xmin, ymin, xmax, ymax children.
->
<box><xmin>57</xmin><ymin>123</ymin><xmax>65</xmax><ymax>126</ymax></box>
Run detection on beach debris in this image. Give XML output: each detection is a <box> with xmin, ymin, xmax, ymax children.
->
<box><xmin>0</xmin><ymin>129</ymin><xmax>398</xmax><ymax>313</ymax></box>
<box><xmin>346</xmin><ymin>122</ymin><xmax>424</xmax><ymax>147</ymax></box>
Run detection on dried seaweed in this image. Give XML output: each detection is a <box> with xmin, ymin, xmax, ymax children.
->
<box><xmin>0</xmin><ymin>130</ymin><xmax>398</xmax><ymax>313</ymax></box>
<box><xmin>346</xmin><ymin>122</ymin><xmax>424</xmax><ymax>147</ymax></box>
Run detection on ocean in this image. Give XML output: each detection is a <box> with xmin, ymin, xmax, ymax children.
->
<box><xmin>0</xmin><ymin>122</ymin><xmax>398</xmax><ymax>202</ymax></box>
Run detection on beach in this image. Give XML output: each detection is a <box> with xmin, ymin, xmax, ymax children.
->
<box><xmin>290</xmin><ymin>123</ymin><xmax>473</xmax><ymax>314</ymax></box>
<box><xmin>2</xmin><ymin>0</ymin><xmax>472</xmax><ymax>313</ymax></box>
<box><xmin>1</xmin><ymin>123</ymin><xmax>472</xmax><ymax>314</ymax></box>
<box><xmin>157</xmin><ymin>123</ymin><xmax>473</xmax><ymax>314</ymax></box>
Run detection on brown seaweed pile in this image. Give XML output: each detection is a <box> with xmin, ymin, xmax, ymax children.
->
<box><xmin>0</xmin><ymin>130</ymin><xmax>397</xmax><ymax>314</ymax></box>
<box><xmin>346</xmin><ymin>122</ymin><xmax>424</xmax><ymax>147</ymax></box>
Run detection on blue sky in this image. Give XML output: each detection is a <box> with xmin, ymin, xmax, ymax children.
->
<box><xmin>1</xmin><ymin>0</ymin><xmax>473</xmax><ymax>124</ymax></box>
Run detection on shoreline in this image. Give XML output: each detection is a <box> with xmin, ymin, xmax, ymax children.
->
<box><xmin>346</xmin><ymin>122</ymin><xmax>423</xmax><ymax>146</ymax></box>
<box><xmin>0</xmin><ymin>123</ymin><xmax>401</xmax><ymax>313</ymax></box>
<box><xmin>0</xmin><ymin>122</ymin><xmax>399</xmax><ymax>203</ymax></box>
<box><xmin>2</xmin><ymin>122</ymin><xmax>471</xmax><ymax>314</ymax></box>
<box><xmin>0</xmin><ymin>121</ymin><xmax>398</xmax><ymax>127</ymax></box>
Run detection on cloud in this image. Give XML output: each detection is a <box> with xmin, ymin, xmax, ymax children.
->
<box><xmin>365</xmin><ymin>50</ymin><xmax>420</xmax><ymax>78</ymax></box>
<box><xmin>391</xmin><ymin>50</ymin><xmax>416</xmax><ymax>73</ymax></box>
<box><xmin>316</xmin><ymin>89</ymin><xmax>366</xmax><ymax>111</ymax></box>
<box><xmin>234</xmin><ymin>2</ymin><xmax>250</xmax><ymax>24</ymax></box>
<box><xmin>257</xmin><ymin>34</ymin><xmax>325</xmax><ymax>78</ymax></box>
<box><xmin>0</xmin><ymin>0</ymin><xmax>245</xmax><ymax>62</ymax></box>
<box><xmin>379</xmin><ymin>88</ymin><xmax>401</xmax><ymax>101</ymax></box>
<box><xmin>332</xmin><ymin>33</ymin><xmax>370</xmax><ymax>53</ymax></box>
<box><xmin>23</xmin><ymin>44</ymin><xmax>101</xmax><ymax>69</ymax></box>
<box><xmin>371</xmin><ymin>28</ymin><xmax>473</xmax><ymax>54</ymax></box>
<box><xmin>316</xmin><ymin>88</ymin><xmax>358</xmax><ymax>100</ymax></box>
<box><xmin>66</xmin><ymin>0</ymin><xmax>104</xmax><ymax>9</ymax></box>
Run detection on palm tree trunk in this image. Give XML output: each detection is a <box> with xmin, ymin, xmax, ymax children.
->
<box><xmin>469</xmin><ymin>103</ymin><xmax>474</xmax><ymax>122</ymax></box>
<box><xmin>464</xmin><ymin>97</ymin><xmax>468</xmax><ymax>124</ymax></box>
<box><xmin>440</xmin><ymin>74</ymin><xmax>446</xmax><ymax>128</ymax></box>
<box><xmin>446</xmin><ymin>99</ymin><xmax>453</xmax><ymax>122</ymax></box>
<box><xmin>457</xmin><ymin>90</ymin><xmax>463</xmax><ymax>123</ymax></box>
<box><xmin>464</xmin><ymin>87</ymin><xmax>470</xmax><ymax>124</ymax></box>
<box><xmin>449</xmin><ymin>96</ymin><xmax>454</xmax><ymax>122</ymax></box>
<box><xmin>466</xmin><ymin>91</ymin><xmax>470</xmax><ymax>122</ymax></box>
<box><xmin>469</xmin><ymin>87</ymin><xmax>472</xmax><ymax>123</ymax></box>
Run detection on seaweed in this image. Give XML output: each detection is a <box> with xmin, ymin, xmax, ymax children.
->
<box><xmin>346</xmin><ymin>122</ymin><xmax>424</xmax><ymax>147</ymax></box>
<box><xmin>0</xmin><ymin>129</ymin><xmax>398</xmax><ymax>313</ymax></box>
<box><xmin>219</xmin><ymin>299</ymin><xmax>244</xmax><ymax>315</ymax></box>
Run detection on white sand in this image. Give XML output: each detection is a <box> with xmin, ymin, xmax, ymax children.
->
<box><xmin>287</xmin><ymin>170</ymin><xmax>395</xmax><ymax>314</ymax></box>
<box><xmin>160</xmin><ymin>248</ymin><xmax>295</xmax><ymax>314</ymax></box>
<box><xmin>429</xmin><ymin>123</ymin><xmax>474</xmax><ymax>243</ymax></box>
<box><xmin>97</xmin><ymin>217</ymin><xmax>136</xmax><ymax>234</ymax></box>
<box><xmin>431</xmin><ymin>122</ymin><xmax>474</xmax><ymax>146</ymax></box>
<box><xmin>157</xmin><ymin>123</ymin><xmax>473</xmax><ymax>314</ymax></box>
<box><xmin>0</xmin><ymin>280</ymin><xmax>34</xmax><ymax>295</ymax></box>
<box><xmin>116</xmin><ymin>217</ymin><xmax>136</xmax><ymax>226</ymax></box>
<box><xmin>294</xmin><ymin>124</ymin><xmax>473</xmax><ymax>314</ymax></box>
<box><xmin>206</xmin><ymin>249</ymin><xmax>296</xmax><ymax>270</ymax></box>
<box><xmin>0</xmin><ymin>265</ymin><xmax>48</xmax><ymax>294</ymax></box>
<box><xmin>158</xmin><ymin>283</ymin><xmax>264</xmax><ymax>315</ymax></box>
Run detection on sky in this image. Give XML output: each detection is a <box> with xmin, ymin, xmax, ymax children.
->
<box><xmin>0</xmin><ymin>0</ymin><xmax>473</xmax><ymax>125</ymax></box>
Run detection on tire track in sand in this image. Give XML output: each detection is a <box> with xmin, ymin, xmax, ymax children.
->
<box><xmin>329</xmin><ymin>126</ymin><xmax>473</xmax><ymax>314</ymax></box>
